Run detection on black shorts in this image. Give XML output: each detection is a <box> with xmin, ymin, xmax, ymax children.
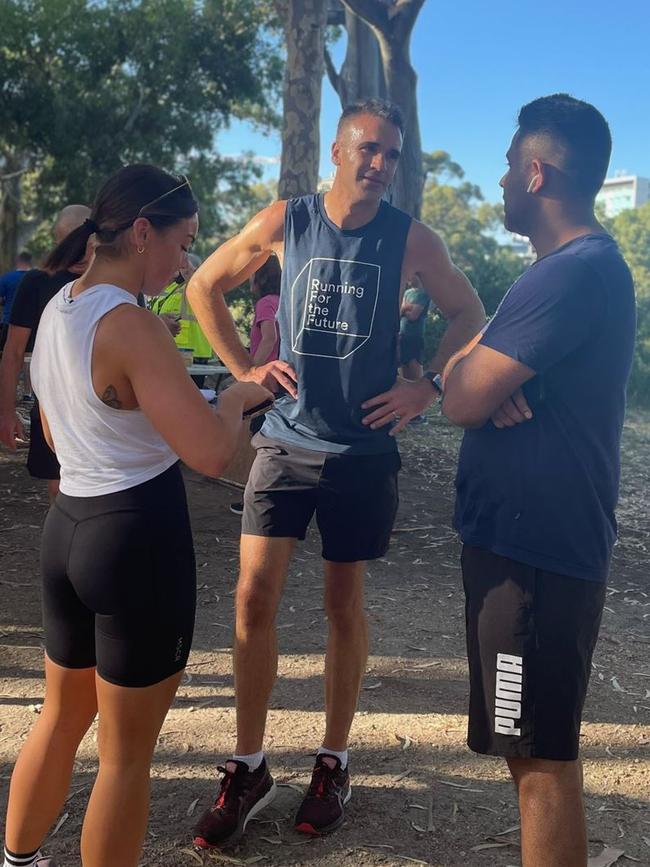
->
<box><xmin>27</xmin><ymin>400</ymin><xmax>60</xmax><ymax>481</ymax></box>
<box><xmin>462</xmin><ymin>545</ymin><xmax>606</xmax><ymax>761</ymax></box>
<box><xmin>242</xmin><ymin>433</ymin><xmax>401</xmax><ymax>562</ymax></box>
<box><xmin>41</xmin><ymin>463</ymin><xmax>196</xmax><ymax>688</ymax></box>
<box><xmin>399</xmin><ymin>334</ymin><xmax>424</xmax><ymax>365</ymax></box>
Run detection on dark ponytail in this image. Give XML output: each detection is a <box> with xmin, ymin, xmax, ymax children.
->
<box><xmin>44</xmin><ymin>219</ymin><xmax>96</xmax><ymax>274</ymax></box>
<box><xmin>44</xmin><ymin>164</ymin><xmax>198</xmax><ymax>274</ymax></box>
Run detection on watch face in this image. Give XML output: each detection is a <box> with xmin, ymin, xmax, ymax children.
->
<box><xmin>425</xmin><ymin>372</ymin><xmax>442</xmax><ymax>394</ymax></box>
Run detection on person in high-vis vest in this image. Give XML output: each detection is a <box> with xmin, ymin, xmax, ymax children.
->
<box><xmin>150</xmin><ymin>254</ymin><xmax>213</xmax><ymax>385</ymax></box>
<box><xmin>151</xmin><ymin>253</ymin><xmax>211</xmax><ymax>354</ymax></box>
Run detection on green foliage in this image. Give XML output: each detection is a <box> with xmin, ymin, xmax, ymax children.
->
<box><xmin>420</xmin><ymin>151</ymin><xmax>524</xmax><ymax>359</ymax></box>
<box><xmin>609</xmin><ymin>202</ymin><xmax>650</xmax><ymax>298</ymax></box>
<box><xmin>0</xmin><ymin>0</ymin><xmax>282</xmax><ymax>257</ymax></box>
<box><xmin>608</xmin><ymin>202</ymin><xmax>650</xmax><ymax>405</ymax></box>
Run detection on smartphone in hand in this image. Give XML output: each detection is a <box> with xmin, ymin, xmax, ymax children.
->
<box><xmin>242</xmin><ymin>398</ymin><xmax>275</xmax><ymax>420</ymax></box>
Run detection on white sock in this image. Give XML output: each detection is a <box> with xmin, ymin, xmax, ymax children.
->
<box><xmin>3</xmin><ymin>846</ymin><xmax>41</xmax><ymax>867</ymax></box>
<box><xmin>232</xmin><ymin>750</ymin><xmax>264</xmax><ymax>771</ymax></box>
<box><xmin>317</xmin><ymin>746</ymin><xmax>348</xmax><ymax>769</ymax></box>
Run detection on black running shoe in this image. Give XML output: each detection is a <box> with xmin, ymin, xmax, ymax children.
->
<box><xmin>193</xmin><ymin>759</ymin><xmax>276</xmax><ymax>849</ymax></box>
<box><xmin>294</xmin><ymin>755</ymin><xmax>351</xmax><ymax>835</ymax></box>
<box><xmin>229</xmin><ymin>502</ymin><xmax>244</xmax><ymax>516</ymax></box>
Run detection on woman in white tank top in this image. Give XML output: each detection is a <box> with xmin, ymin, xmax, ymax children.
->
<box><xmin>2</xmin><ymin>165</ymin><xmax>271</xmax><ymax>867</ymax></box>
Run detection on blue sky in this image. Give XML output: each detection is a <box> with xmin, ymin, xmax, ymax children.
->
<box><xmin>218</xmin><ymin>0</ymin><xmax>650</xmax><ymax>204</ymax></box>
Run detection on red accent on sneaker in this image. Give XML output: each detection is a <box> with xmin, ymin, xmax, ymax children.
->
<box><xmin>193</xmin><ymin>759</ymin><xmax>276</xmax><ymax>849</ymax></box>
<box><xmin>294</xmin><ymin>821</ymin><xmax>320</xmax><ymax>835</ymax></box>
<box><xmin>294</xmin><ymin>755</ymin><xmax>351</xmax><ymax>836</ymax></box>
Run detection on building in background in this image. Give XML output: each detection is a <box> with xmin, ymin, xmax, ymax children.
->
<box><xmin>597</xmin><ymin>174</ymin><xmax>650</xmax><ymax>218</ymax></box>
<box><xmin>506</xmin><ymin>232</ymin><xmax>535</xmax><ymax>263</ymax></box>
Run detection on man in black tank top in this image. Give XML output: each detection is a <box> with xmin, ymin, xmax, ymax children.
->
<box><xmin>188</xmin><ymin>99</ymin><xmax>486</xmax><ymax>848</ymax></box>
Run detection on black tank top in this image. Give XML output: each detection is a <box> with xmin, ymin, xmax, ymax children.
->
<box><xmin>262</xmin><ymin>193</ymin><xmax>412</xmax><ymax>454</ymax></box>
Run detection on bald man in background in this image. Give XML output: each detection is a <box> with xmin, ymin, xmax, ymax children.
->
<box><xmin>0</xmin><ymin>204</ymin><xmax>91</xmax><ymax>500</ymax></box>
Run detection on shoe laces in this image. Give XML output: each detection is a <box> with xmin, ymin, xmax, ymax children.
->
<box><xmin>307</xmin><ymin>762</ymin><xmax>338</xmax><ymax>800</ymax></box>
<box><xmin>212</xmin><ymin>764</ymin><xmax>234</xmax><ymax>810</ymax></box>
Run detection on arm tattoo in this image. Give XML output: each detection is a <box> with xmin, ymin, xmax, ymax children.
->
<box><xmin>101</xmin><ymin>385</ymin><xmax>122</xmax><ymax>409</ymax></box>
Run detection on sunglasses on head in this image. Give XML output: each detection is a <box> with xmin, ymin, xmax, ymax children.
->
<box><xmin>138</xmin><ymin>174</ymin><xmax>192</xmax><ymax>216</ymax></box>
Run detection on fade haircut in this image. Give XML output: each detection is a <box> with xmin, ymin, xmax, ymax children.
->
<box><xmin>517</xmin><ymin>94</ymin><xmax>612</xmax><ymax>199</ymax></box>
<box><xmin>337</xmin><ymin>99</ymin><xmax>404</xmax><ymax>136</ymax></box>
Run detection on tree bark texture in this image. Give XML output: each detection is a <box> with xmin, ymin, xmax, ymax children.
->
<box><xmin>0</xmin><ymin>156</ymin><xmax>23</xmax><ymax>273</ymax></box>
<box><xmin>278</xmin><ymin>0</ymin><xmax>328</xmax><ymax>199</ymax></box>
<box><xmin>338</xmin><ymin>0</ymin><xmax>426</xmax><ymax>218</ymax></box>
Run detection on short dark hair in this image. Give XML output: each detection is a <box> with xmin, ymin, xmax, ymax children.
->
<box><xmin>17</xmin><ymin>251</ymin><xmax>32</xmax><ymax>266</ymax></box>
<box><xmin>252</xmin><ymin>255</ymin><xmax>281</xmax><ymax>297</ymax></box>
<box><xmin>338</xmin><ymin>99</ymin><xmax>404</xmax><ymax>135</ymax></box>
<box><xmin>44</xmin><ymin>164</ymin><xmax>198</xmax><ymax>273</ymax></box>
<box><xmin>517</xmin><ymin>94</ymin><xmax>612</xmax><ymax>198</ymax></box>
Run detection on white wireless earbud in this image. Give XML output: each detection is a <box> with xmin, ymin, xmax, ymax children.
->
<box><xmin>527</xmin><ymin>175</ymin><xmax>541</xmax><ymax>194</ymax></box>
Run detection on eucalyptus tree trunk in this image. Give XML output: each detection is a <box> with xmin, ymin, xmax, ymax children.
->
<box><xmin>337</xmin><ymin>0</ymin><xmax>426</xmax><ymax>218</ymax></box>
<box><xmin>0</xmin><ymin>156</ymin><xmax>23</xmax><ymax>272</ymax></box>
<box><xmin>278</xmin><ymin>0</ymin><xmax>328</xmax><ymax>198</ymax></box>
<box><xmin>325</xmin><ymin>4</ymin><xmax>386</xmax><ymax>107</ymax></box>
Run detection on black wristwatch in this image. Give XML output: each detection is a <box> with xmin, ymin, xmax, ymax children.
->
<box><xmin>422</xmin><ymin>371</ymin><xmax>443</xmax><ymax>396</ymax></box>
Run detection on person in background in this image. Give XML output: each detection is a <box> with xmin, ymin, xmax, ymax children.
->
<box><xmin>0</xmin><ymin>206</ymin><xmax>92</xmax><ymax>501</ymax></box>
<box><xmin>149</xmin><ymin>253</ymin><xmax>213</xmax><ymax>387</ymax></box>
<box><xmin>249</xmin><ymin>255</ymin><xmax>281</xmax><ymax>365</ymax></box>
<box><xmin>1</xmin><ymin>164</ymin><xmax>270</xmax><ymax>867</ymax></box>
<box><xmin>399</xmin><ymin>282</ymin><xmax>431</xmax><ymax>424</ymax></box>
<box><xmin>0</xmin><ymin>251</ymin><xmax>33</xmax><ymax>352</ymax></box>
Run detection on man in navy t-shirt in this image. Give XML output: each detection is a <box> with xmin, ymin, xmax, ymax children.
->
<box><xmin>442</xmin><ymin>94</ymin><xmax>635</xmax><ymax>867</ymax></box>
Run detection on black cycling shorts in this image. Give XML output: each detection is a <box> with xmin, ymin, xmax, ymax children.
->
<box><xmin>41</xmin><ymin>463</ymin><xmax>196</xmax><ymax>688</ymax></box>
<box><xmin>27</xmin><ymin>400</ymin><xmax>60</xmax><ymax>481</ymax></box>
<box><xmin>462</xmin><ymin>545</ymin><xmax>606</xmax><ymax>761</ymax></box>
<box><xmin>242</xmin><ymin>433</ymin><xmax>401</xmax><ymax>562</ymax></box>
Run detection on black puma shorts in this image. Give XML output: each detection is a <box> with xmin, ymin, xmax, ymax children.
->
<box><xmin>462</xmin><ymin>545</ymin><xmax>606</xmax><ymax>761</ymax></box>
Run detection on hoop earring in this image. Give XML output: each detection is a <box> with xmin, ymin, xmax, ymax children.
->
<box><xmin>137</xmin><ymin>246</ymin><xmax>145</xmax><ymax>254</ymax></box>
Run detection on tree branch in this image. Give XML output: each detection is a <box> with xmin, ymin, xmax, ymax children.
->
<box><xmin>0</xmin><ymin>168</ymin><xmax>28</xmax><ymax>183</ymax></box>
<box><xmin>123</xmin><ymin>82</ymin><xmax>146</xmax><ymax>135</ymax></box>
<box><xmin>340</xmin><ymin>0</ymin><xmax>390</xmax><ymax>34</ymax></box>
<box><xmin>323</xmin><ymin>44</ymin><xmax>342</xmax><ymax>100</ymax></box>
<box><xmin>392</xmin><ymin>0</ymin><xmax>426</xmax><ymax>41</ymax></box>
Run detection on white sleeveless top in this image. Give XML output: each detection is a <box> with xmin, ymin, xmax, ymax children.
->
<box><xmin>31</xmin><ymin>282</ymin><xmax>177</xmax><ymax>497</ymax></box>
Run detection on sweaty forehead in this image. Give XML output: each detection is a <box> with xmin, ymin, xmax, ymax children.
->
<box><xmin>338</xmin><ymin>113</ymin><xmax>402</xmax><ymax>145</ymax></box>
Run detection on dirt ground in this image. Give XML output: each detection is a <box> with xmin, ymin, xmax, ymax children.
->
<box><xmin>1</xmin><ymin>410</ymin><xmax>649</xmax><ymax>867</ymax></box>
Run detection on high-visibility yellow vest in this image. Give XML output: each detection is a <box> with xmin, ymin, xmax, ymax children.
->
<box><xmin>150</xmin><ymin>283</ymin><xmax>212</xmax><ymax>360</ymax></box>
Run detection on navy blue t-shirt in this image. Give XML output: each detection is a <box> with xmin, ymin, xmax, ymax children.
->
<box><xmin>454</xmin><ymin>234</ymin><xmax>636</xmax><ymax>582</ymax></box>
<box><xmin>262</xmin><ymin>194</ymin><xmax>412</xmax><ymax>454</ymax></box>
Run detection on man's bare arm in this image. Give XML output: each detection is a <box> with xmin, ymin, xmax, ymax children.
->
<box><xmin>252</xmin><ymin>320</ymin><xmax>279</xmax><ymax>366</ymax></box>
<box><xmin>442</xmin><ymin>344</ymin><xmax>535</xmax><ymax>429</ymax></box>
<box><xmin>0</xmin><ymin>325</ymin><xmax>31</xmax><ymax>448</ymax></box>
<box><xmin>187</xmin><ymin>201</ymin><xmax>296</xmax><ymax>395</ymax></box>
<box><xmin>362</xmin><ymin>222</ymin><xmax>485</xmax><ymax>434</ymax></box>
<box><xmin>400</xmin><ymin>301</ymin><xmax>425</xmax><ymax>321</ymax></box>
<box><xmin>408</xmin><ymin>221</ymin><xmax>486</xmax><ymax>373</ymax></box>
